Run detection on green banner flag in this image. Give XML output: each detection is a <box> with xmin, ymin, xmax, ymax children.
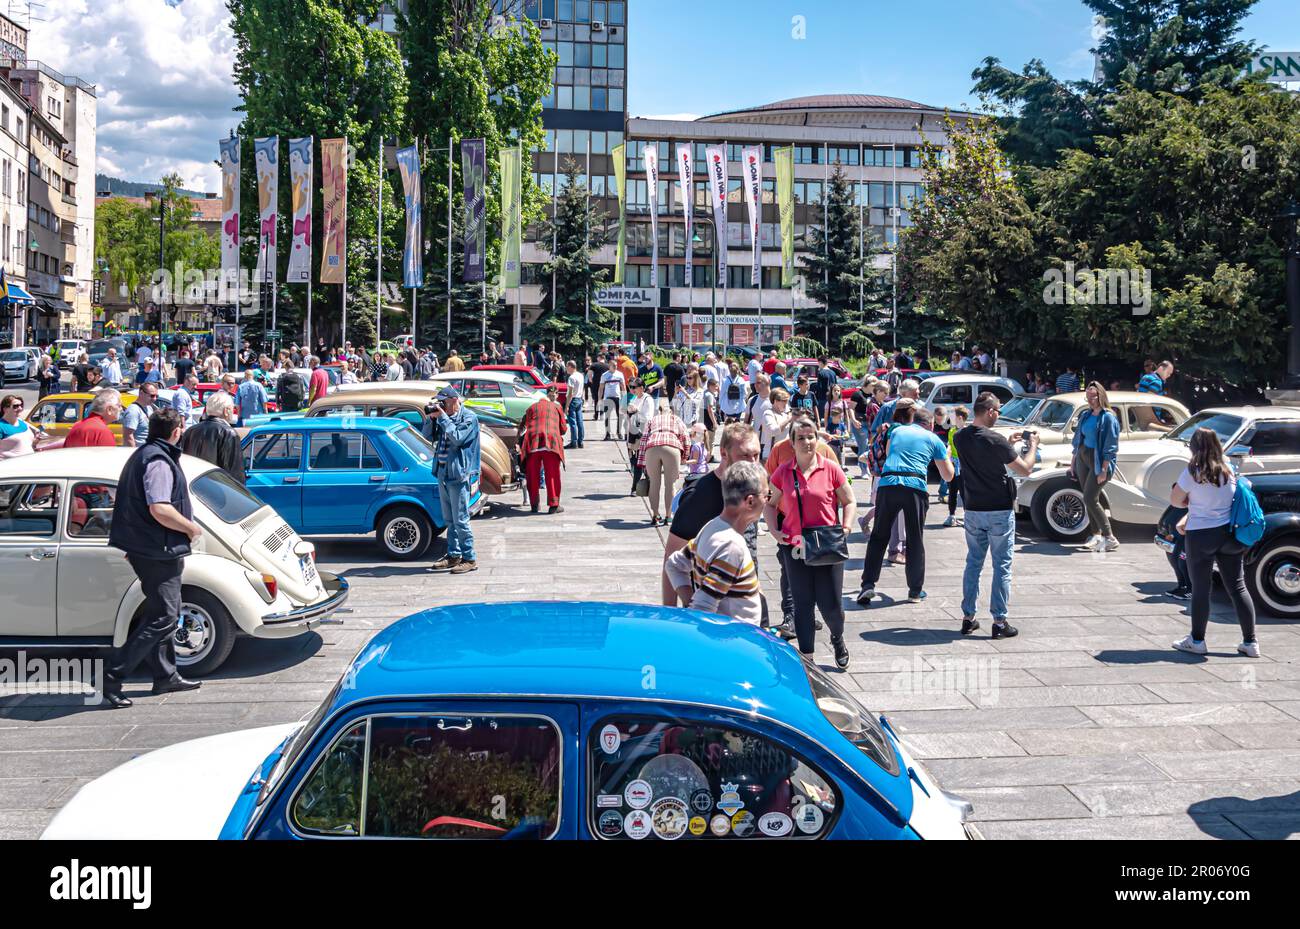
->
<box><xmin>612</xmin><ymin>142</ymin><xmax>627</xmax><ymax>285</ymax></box>
<box><xmin>776</xmin><ymin>145</ymin><xmax>795</xmax><ymax>287</ymax></box>
<box><xmin>500</xmin><ymin>145</ymin><xmax>523</xmax><ymax>290</ymax></box>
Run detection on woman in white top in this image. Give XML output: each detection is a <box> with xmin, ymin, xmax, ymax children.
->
<box><xmin>1169</xmin><ymin>428</ymin><xmax>1258</xmax><ymax>657</ymax></box>
<box><xmin>0</xmin><ymin>395</ymin><xmax>45</xmax><ymax>458</ymax></box>
<box><xmin>673</xmin><ymin>369</ymin><xmax>705</xmax><ymax>427</ymax></box>
<box><xmin>624</xmin><ymin>378</ymin><xmax>655</xmax><ymax>495</ymax></box>
<box><xmin>760</xmin><ymin>388</ymin><xmax>793</xmax><ymax>460</ymax></box>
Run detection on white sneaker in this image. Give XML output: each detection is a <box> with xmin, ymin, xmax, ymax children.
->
<box><xmin>1172</xmin><ymin>635</ymin><xmax>1208</xmax><ymax>655</ymax></box>
<box><xmin>1237</xmin><ymin>641</ymin><xmax>1262</xmax><ymax>658</ymax></box>
<box><xmin>1082</xmin><ymin>535</ymin><xmax>1103</xmax><ymax>551</ymax></box>
<box><xmin>1100</xmin><ymin>536</ymin><xmax>1120</xmax><ymax>552</ymax></box>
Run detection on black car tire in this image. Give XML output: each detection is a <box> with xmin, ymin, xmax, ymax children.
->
<box><xmin>1246</xmin><ymin>536</ymin><xmax>1300</xmax><ymax>618</ymax></box>
<box><xmin>1030</xmin><ymin>476</ymin><xmax>1094</xmax><ymax>542</ymax></box>
<box><xmin>376</xmin><ymin>506</ymin><xmax>434</xmax><ymax>561</ymax></box>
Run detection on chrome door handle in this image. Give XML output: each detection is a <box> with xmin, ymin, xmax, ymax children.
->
<box><xmin>27</xmin><ymin>549</ymin><xmax>55</xmax><ymax>560</ymax></box>
<box><xmin>283</xmin><ymin>476</ymin><xmax>301</xmax><ymax>484</ymax></box>
<box><xmin>369</xmin><ymin>475</ymin><xmax>385</xmax><ymax>482</ymax></box>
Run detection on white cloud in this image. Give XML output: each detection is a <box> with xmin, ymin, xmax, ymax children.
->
<box><xmin>26</xmin><ymin>0</ymin><xmax>241</xmax><ymax>191</ymax></box>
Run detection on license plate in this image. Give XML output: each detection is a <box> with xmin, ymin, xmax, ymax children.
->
<box><xmin>300</xmin><ymin>554</ymin><xmax>318</xmax><ymax>585</ymax></box>
<box><xmin>1154</xmin><ymin>537</ymin><xmax>1176</xmax><ymax>553</ymax></box>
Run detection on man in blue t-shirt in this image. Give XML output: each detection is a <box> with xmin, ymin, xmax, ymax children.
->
<box><xmin>1138</xmin><ymin>360</ymin><xmax>1172</xmax><ymax>395</ymax></box>
<box><xmin>856</xmin><ymin>400</ymin><xmax>954</xmax><ymax>606</ymax></box>
<box><xmin>814</xmin><ymin>358</ymin><xmax>837</xmax><ymax>419</ymax></box>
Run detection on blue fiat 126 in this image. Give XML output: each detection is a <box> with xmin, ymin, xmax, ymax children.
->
<box><xmin>42</xmin><ymin>603</ymin><xmax>976</xmax><ymax>840</ymax></box>
<box><xmin>238</xmin><ymin>417</ymin><xmax>483</xmax><ymax>561</ymax></box>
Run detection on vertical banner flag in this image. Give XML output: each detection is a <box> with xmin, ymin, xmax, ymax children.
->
<box><xmin>461</xmin><ymin>139</ymin><xmax>486</xmax><ymax>282</ymax></box>
<box><xmin>219</xmin><ymin>135</ymin><xmax>240</xmax><ymax>280</ymax></box>
<box><xmin>742</xmin><ymin>146</ymin><xmax>762</xmax><ymax>286</ymax></box>
<box><xmin>319</xmin><ymin>138</ymin><xmax>348</xmax><ymax>284</ymax></box>
<box><xmin>775</xmin><ymin>146</ymin><xmax>795</xmax><ymax>286</ymax></box>
<box><xmin>612</xmin><ymin>143</ymin><xmax>627</xmax><ymax>285</ymax></box>
<box><xmin>254</xmin><ymin>137</ymin><xmax>279</xmax><ymax>283</ymax></box>
<box><xmin>644</xmin><ymin>144</ymin><xmax>660</xmax><ymax>289</ymax></box>
<box><xmin>395</xmin><ymin>145</ymin><xmax>423</xmax><ymax>288</ymax></box>
<box><xmin>676</xmin><ymin>144</ymin><xmax>693</xmax><ymax>288</ymax></box>
<box><xmin>286</xmin><ymin>137</ymin><xmax>313</xmax><ymax>284</ymax></box>
<box><xmin>705</xmin><ymin>145</ymin><xmax>729</xmax><ymax>284</ymax></box>
<box><xmin>499</xmin><ymin>145</ymin><xmax>522</xmax><ymax>290</ymax></box>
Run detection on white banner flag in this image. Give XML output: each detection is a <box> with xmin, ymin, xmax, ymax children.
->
<box><xmin>676</xmin><ymin>144</ymin><xmax>693</xmax><ymax>288</ymax></box>
<box><xmin>742</xmin><ymin>146</ymin><xmax>762</xmax><ymax>287</ymax></box>
<box><xmin>219</xmin><ymin>136</ymin><xmax>240</xmax><ymax>280</ymax></box>
<box><xmin>286</xmin><ymin>137</ymin><xmax>313</xmax><ymax>284</ymax></box>
<box><xmin>254</xmin><ymin>136</ymin><xmax>279</xmax><ymax>284</ymax></box>
<box><xmin>644</xmin><ymin>145</ymin><xmax>660</xmax><ymax>289</ymax></box>
<box><xmin>705</xmin><ymin>145</ymin><xmax>728</xmax><ymax>286</ymax></box>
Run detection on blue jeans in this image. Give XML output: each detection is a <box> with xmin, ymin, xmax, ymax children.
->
<box><xmin>961</xmin><ymin>509</ymin><xmax>1015</xmax><ymax>620</ymax></box>
<box><xmin>850</xmin><ymin>426</ymin><xmax>872</xmax><ymax>476</ymax></box>
<box><xmin>567</xmin><ymin>397</ymin><xmax>585</xmax><ymax>446</ymax></box>
<box><xmin>439</xmin><ymin>479</ymin><xmax>475</xmax><ymax>562</ymax></box>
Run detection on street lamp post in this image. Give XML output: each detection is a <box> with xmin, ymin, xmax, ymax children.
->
<box><xmin>692</xmin><ymin>212</ymin><xmax>718</xmax><ymax>352</ymax></box>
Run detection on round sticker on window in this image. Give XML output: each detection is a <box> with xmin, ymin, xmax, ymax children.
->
<box><xmin>689</xmin><ymin>816</ymin><xmax>708</xmax><ymax>836</ymax></box>
<box><xmin>598</xmin><ymin>724</ymin><xmax>621</xmax><ymax>755</ymax></box>
<box><xmin>690</xmin><ymin>789</ymin><xmax>713</xmax><ymax>813</ymax></box>
<box><xmin>649</xmin><ymin>797</ymin><xmax>688</xmax><ymax>841</ymax></box>
<box><xmin>731</xmin><ymin>810</ymin><xmax>756</xmax><ymax>838</ymax></box>
<box><xmin>794</xmin><ymin>803</ymin><xmax>825</xmax><ymax>834</ymax></box>
<box><xmin>709</xmin><ymin>814</ymin><xmax>731</xmax><ymax>837</ymax></box>
<box><xmin>624</xmin><ymin>809</ymin><xmax>651</xmax><ymax>840</ymax></box>
<box><xmin>758</xmin><ymin>812</ymin><xmax>793</xmax><ymax>837</ymax></box>
<box><xmin>624</xmin><ymin>779</ymin><xmax>653</xmax><ymax>810</ymax></box>
<box><xmin>598</xmin><ymin>809</ymin><xmax>624</xmax><ymax>837</ymax></box>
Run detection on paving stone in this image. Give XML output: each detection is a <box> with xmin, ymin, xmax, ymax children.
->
<box><xmin>1007</xmin><ymin>725</ymin><xmax>1238</xmax><ymax>756</ymax></box>
<box><xmin>887</xmin><ymin>705</ymin><xmax>1095</xmax><ymax>734</ymax></box>
<box><xmin>1213</xmin><ymin>723</ymin><xmax>1300</xmax><ymax>750</ymax></box>
<box><xmin>958</xmin><ymin>785</ymin><xmax>1096</xmax><ymax>822</ymax></box>
<box><xmin>1067</xmin><ymin>780</ymin><xmax>1300</xmax><ymax>817</ymax></box>
<box><xmin>1141</xmin><ymin>681</ymin><xmax>1300</xmax><ymax>704</ymax></box>
<box><xmin>1026</xmin><ymin>664</ymin><xmax>1220</xmax><ymax>686</ymax></box>
<box><xmin>923</xmin><ymin>753</ymin><xmax>1170</xmax><ymax>789</ymax></box>
<box><xmin>976</xmin><ymin>814</ymin><xmax>1249</xmax><ymax>840</ymax></box>
<box><xmin>1080</xmin><ymin>702</ymin><xmax>1297</xmax><ymax>728</ymax></box>
<box><xmin>1143</xmin><ymin>749</ymin><xmax>1300</xmax><ymax>780</ymax></box>
<box><xmin>0</xmin><ymin>777</ymin><xmax>82</xmax><ymax>808</ymax></box>
<box><xmin>966</xmin><ymin>684</ymin><xmax>1163</xmax><ymax>709</ymax></box>
<box><xmin>1220</xmin><ymin>811</ymin><xmax>1300</xmax><ymax>839</ymax></box>
<box><xmin>897</xmin><ymin>730</ymin><xmax>1027</xmax><ymax>759</ymax></box>
<box><xmin>0</xmin><ymin>809</ymin><xmax>54</xmax><ymax>839</ymax></box>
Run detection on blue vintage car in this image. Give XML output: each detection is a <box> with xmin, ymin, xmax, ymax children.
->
<box><xmin>239</xmin><ymin>417</ymin><xmax>483</xmax><ymax>561</ymax></box>
<box><xmin>41</xmin><ymin>603</ymin><xmax>975</xmax><ymax>840</ymax></box>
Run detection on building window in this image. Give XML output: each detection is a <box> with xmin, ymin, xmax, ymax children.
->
<box><xmin>1</xmin><ymin>104</ymin><xmax>7</xmax><ymax>131</ymax></box>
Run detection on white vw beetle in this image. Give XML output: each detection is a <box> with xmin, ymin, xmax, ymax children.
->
<box><xmin>1016</xmin><ymin>405</ymin><xmax>1300</xmax><ymax>541</ymax></box>
<box><xmin>0</xmin><ymin>448</ymin><xmax>348</xmax><ymax>675</ymax></box>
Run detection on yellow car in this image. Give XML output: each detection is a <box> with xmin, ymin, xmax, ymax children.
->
<box><xmin>26</xmin><ymin>392</ymin><xmax>139</xmax><ymax>446</ymax></box>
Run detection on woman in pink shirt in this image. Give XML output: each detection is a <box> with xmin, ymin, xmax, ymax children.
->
<box><xmin>765</xmin><ymin>418</ymin><xmax>857</xmax><ymax>668</ymax></box>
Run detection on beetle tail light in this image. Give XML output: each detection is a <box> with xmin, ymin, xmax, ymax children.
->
<box><xmin>261</xmin><ymin>573</ymin><xmax>277</xmax><ymax>601</ymax></box>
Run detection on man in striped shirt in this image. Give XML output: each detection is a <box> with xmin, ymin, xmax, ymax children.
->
<box><xmin>1138</xmin><ymin>360</ymin><xmax>1173</xmax><ymax>395</ymax></box>
<box><xmin>1054</xmin><ymin>364</ymin><xmax>1080</xmax><ymax>394</ymax></box>
<box><xmin>663</xmin><ymin>461</ymin><xmax>767</xmax><ymax>625</ymax></box>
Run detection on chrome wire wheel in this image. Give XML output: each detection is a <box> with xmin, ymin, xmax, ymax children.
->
<box><xmin>174</xmin><ymin>602</ymin><xmax>216</xmax><ymax>665</ymax></box>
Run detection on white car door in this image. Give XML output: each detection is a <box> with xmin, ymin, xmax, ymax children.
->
<box><xmin>1235</xmin><ymin>420</ymin><xmax>1300</xmax><ymax>475</ymax></box>
<box><xmin>56</xmin><ymin>481</ymin><xmax>137</xmax><ymax>638</ymax></box>
<box><xmin>0</xmin><ymin>480</ymin><xmax>63</xmax><ymax>638</ymax></box>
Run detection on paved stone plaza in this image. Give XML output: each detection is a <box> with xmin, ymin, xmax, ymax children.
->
<box><xmin>2</xmin><ymin>433</ymin><xmax>1299</xmax><ymax>840</ymax></box>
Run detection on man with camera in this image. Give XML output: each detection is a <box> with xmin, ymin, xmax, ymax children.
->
<box><xmin>951</xmin><ymin>391</ymin><xmax>1040</xmax><ymax>640</ymax></box>
<box><xmin>422</xmin><ymin>387</ymin><xmax>481</xmax><ymax>575</ymax></box>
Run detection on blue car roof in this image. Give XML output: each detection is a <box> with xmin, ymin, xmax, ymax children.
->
<box><xmin>246</xmin><ymin>415</ymin><xmax>408</xmax><ymax>434</ymax></box>
<box><xmin>339</xmin><ymin>601</ymin><xmax>824</xmax><ymax>726</ymax></box>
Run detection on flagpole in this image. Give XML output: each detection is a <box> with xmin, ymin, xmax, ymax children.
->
<box><xmin>447</xmin><ymin>134</ymin><xmax>453</xmax><ymax>354</ymax></box>
<box><xmin>377</xmin><ymin>134</ymin><xmax>384</xmax><ymax>348</ymax></box>
<box><xmin>481</xmin><ymin>279</ymin><xmax>487</xmax><ymax>353</ymax></box>
<box><xmin>757</xmin><ymin>147</ymin><xmax>762</xmax><ymax>350</ymax></box>
<box><xmin>721</xmin><ymin>139</ymin><xmax>728</xmax><ymax>352</ymax></box>
<box><xmin>411</xmin><ymin>138</ymin><xmax>419</xmax><ymax>347</ymax></box>
<box><xmin>892</xmin><ymin>141</ymin><xmax>898</xmax><ymax>349</ymax></box>
<box><xmin>585</xmin><ymin>136</ymin><xmax>591</xmax><ymax>324</ymax></box>
<box><xmin>552</xmin><ymin>144</ymin><xmax>559</xmax><ymax>340</ymax></box>
<box><xmin>859</xmin><ymin>142</ymin><xmax>864</xmax><ymax>326</ymax></box>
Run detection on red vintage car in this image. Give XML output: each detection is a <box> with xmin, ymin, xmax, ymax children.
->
<box><xmin>472</xmin><ymin>364</ymin><xmax>568</xmax><ymax>404</ymax></box>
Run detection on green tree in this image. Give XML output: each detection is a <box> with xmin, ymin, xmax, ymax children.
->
<box><xmin>524</xmin><ymin>159</ymin><xmax>617</xmax><ymax>353</ymax></box>
<box><xmin>798</xmin><ymin>164</ymin><xmax>880</xmax><ymax>353</ymax></box>
<box><xmin>419</xmin><ymin>202</ymin><xmax>505</xmax><ymax>353</ymax></box>
<box><xmin>972</xmin><ymin>0</ymin><xmax>1260</xmax><ymax>168</ymax></box>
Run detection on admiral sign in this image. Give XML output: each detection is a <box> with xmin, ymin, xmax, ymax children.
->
<box><xmin>596</xmin><ymin>287</ymin><xmax>660</xmax><ymax>308</ymax></box>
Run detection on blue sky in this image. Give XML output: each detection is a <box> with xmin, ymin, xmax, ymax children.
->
<box><xmin>629</xmin><ymin>0</ymin><xmax>1300</xmax><ymax>119</ymax></box>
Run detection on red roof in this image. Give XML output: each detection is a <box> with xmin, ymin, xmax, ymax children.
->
<box><xmin>96</xmin><ymin>195</ymin><xmax>222</xmax><ymax>223</ymax></box>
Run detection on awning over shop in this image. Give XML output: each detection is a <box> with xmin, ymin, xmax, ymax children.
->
<box><xmin>3</xmin><ymin>282</ymin><xmax>36</xmax><ymax>305</ymax></box>
<box><xmin>36</xmin><ymin>297</ymin><xmax>74</xmax><ymax>316</ymax></box>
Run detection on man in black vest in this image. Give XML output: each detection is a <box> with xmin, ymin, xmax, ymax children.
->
<box><xmin>103</xmin><ymin>407</ymin><xmax>204</xmax><ymax>708</ymax></box>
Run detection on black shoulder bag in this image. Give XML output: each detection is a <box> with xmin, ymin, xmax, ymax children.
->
<box><xmin>793</xmin><ymin>466</ymin><xmax>850</xmax><ymax>566</ymax></box>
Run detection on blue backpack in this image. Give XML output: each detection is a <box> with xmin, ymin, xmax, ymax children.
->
<box><xmin>1230</xmin><ymin>475</ymin><xmax>1265</xmax><ymax>549</ymax></box>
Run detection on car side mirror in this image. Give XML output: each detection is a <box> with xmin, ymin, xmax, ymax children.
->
<box><xmin>1228</xmin><ymin>445</ymin><xmax>1252</xmax><ymax>458</ymax></box>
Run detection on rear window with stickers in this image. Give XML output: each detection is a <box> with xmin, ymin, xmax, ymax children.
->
<box><xmin>587</xmin><ymin>716</ymin><xmax>838</xmax><ymax>840</ymax></box>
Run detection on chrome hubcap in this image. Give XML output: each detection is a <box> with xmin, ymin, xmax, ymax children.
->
<box><xmin>1272</xmin><ymin>562</ymin><xmax>1300</xmax><ymax>596</ymax></box>
<box><xmin>174</xmin><ymin>604</ymin><xmax>214</xmax><ymax>664</ymax></box>
<box><xmin>1047</xmin><ymin>490</ymin><xmax>1086</xmax><ymax>533</ymax></box>
<box><xmin>386</xmin><ymin>518</ymin><xmax>421</xmax><ymax>554</ymax></box>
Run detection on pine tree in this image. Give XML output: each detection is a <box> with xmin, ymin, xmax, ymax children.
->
<box><xmin>798</xmin><ymin>163</ymin><xmax>883</xmax><ymax>353</ymax></box>
<box><xmin>524</xmin><ymin>159</ymin><xmax>618</xmax><ymax>353</ymax></box>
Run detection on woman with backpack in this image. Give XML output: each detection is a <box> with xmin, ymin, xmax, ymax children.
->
<box><xmin>1169</xmin><ymin>429</ymin><xmax>1259</xmax><ymax>657</ymax></box>
<box><xmin>1070</xmin><ymin>382</ymin><xmax>1122</xmax><ymax>552</ymax></box>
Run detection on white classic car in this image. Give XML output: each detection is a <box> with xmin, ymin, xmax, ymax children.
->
<box><xmin>0</xmin><ymin>448</ymin><xmax>348</xmax><ymax>675</ymax></box>
<box><xmin>917</xmin><ymin>374</ymin><xmax>1024</xmax><ymax>413</ymax></box>
<box><xmin>1016</xmin><ymin>406</ymin><xmax>1300</xmax><ymax>541</ymax></box>
<box><xmin>994</xmin><ymin>390</ymin><xmax>1190</xmax><ymax>448</ymax></box>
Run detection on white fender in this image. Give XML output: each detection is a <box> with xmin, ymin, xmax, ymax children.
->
<box><xmin>111</xmin><ymin>553</ymin><xmax>273</xmax><ymax>647</ymax></box>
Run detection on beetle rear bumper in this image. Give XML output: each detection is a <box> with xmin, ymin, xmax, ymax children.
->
<box><xmin>255</xmin><ymin>573</ymin><xmax>349</xmax><ymax>636</ymax></box>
